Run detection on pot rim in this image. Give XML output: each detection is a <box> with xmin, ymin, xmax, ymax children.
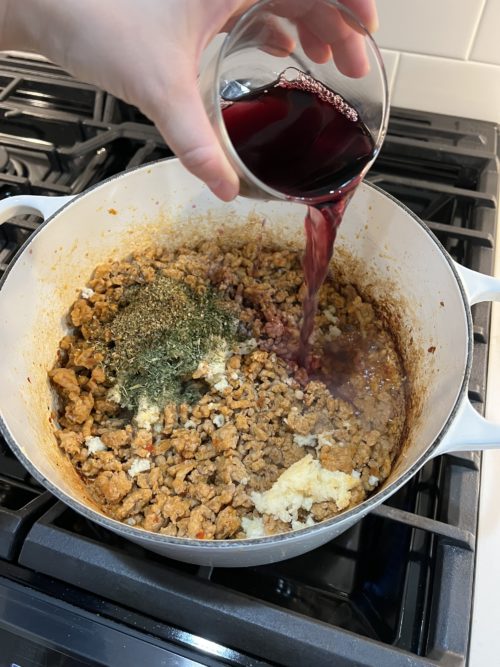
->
<box><xmin>0</xmin><ymin>158</ymin><xmax>473</xmax><ymax>550</ymax></box>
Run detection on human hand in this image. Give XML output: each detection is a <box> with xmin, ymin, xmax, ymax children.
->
<box><xmin>2</xmin><ymin>0</ymin><xmax>378</xmax><ymax>201</ymax></box>
<box><xmin>270</xmin><ymin>0</ymin><xmax>379</xmax><ymax>77</ymax></box>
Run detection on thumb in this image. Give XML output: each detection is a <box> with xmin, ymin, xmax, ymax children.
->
<box><xmin>149</xmin><ymin>65</ymin><xmax>240</xmax><ymax>202</ymax></box>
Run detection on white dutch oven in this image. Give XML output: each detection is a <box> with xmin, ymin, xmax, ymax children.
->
<box><xmin>0</xmin><ymin>158</ymin><xmax>499</xmax><ymax>567</ymax></box>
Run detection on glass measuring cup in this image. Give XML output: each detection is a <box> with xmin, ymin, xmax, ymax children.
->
<box><xmin>200</xmin><ymin>0</ymin><xmax>389</xmax><ymax>203</ymax></box>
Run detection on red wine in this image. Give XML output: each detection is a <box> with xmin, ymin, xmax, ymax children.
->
<box><xmin>299</xmin><ymin>197</ymin><xmax>352</xmax><ymax>368</ymax></box>
<box><xmin>222</xmin><ymin>70</ymin><xmax>375</xmax><ymax>368</ymax></box>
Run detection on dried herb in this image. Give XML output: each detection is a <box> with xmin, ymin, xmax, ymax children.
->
<box><xmin>102</xmin><ymin>275</ymin><xmax>236</xmax><ymax>410</ymax></box>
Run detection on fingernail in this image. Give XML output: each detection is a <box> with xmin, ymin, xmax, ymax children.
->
<box><xmin>208</xmin><ymin>178</ymin><xmax>239</xmax><ymax>202</ymax></box>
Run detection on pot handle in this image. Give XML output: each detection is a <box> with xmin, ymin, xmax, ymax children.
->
<box><xmin>432</xmin><ymin>399</ymin><xmax>500</xmax><ymax>456</ymax></box>
<box><xmin>0</xmin><ymin>194</ymin><xmax>74</xmax><ymax>224</ymax></box>
<box><xmin>431</xmin><ymin>262</ymin><xmax>500</xmax><ymax>456</ymax></box>
<box><xmin>454</xmin><ymin>261</ymin><xmax>500</xmax><ymax>305</ymax></box>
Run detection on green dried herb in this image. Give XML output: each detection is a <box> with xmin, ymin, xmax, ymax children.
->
<box><xmin>103</xmin><ymin>275</ymin><xmax>236</xmax><ymax>410</ymax></box>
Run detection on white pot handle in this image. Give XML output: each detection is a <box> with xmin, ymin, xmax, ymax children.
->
<box><xmin>454</xmin><ymin>261</ymin><xmax>500</xmax><ymax>305</ymax></box>
<box><xmin>0</xmin><ymin>194</ymin><xmax>74</xmax><ymax>224</ymax></box>
<box><xmin>433</xmin><ymin>399</ymin><xmax>500</xmax><ymax>456</ymax></box>
<box><xmin>432</xmin><ymin>262</ymin><xmax>500</xmax><ymax>456</ymax></box>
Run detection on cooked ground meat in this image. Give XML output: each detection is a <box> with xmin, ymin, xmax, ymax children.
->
<box><xmin>49</xmin><ymin>242</ymin><xmax>407</xmax><ymax>540</ymax></box>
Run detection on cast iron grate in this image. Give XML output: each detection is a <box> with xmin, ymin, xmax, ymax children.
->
<box><xmin>0</xmin><ymin>60</ymin><xmax>498</xmax><ymax>666</ymax></box>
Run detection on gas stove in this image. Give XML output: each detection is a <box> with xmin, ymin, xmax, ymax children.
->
<box><xmin>0</xmin><ymin>52</ymin><xmax>498</xmax><ymax>667</ymax></box>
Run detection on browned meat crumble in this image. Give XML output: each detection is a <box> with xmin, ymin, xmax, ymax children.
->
<box><xmin>49</xmin><ymin>241</ymin><xmax>406</xmax><ymax>540</ymax></box>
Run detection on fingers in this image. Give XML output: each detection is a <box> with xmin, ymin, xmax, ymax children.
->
<box><xmin>298</xmin><ymin>3</ymin><xmax>372</xmax><ymax>77</ymax></box>
<box><xmin>297</xmin><ymin>22</ymin><xmax>332</xmax><ymax>64</ymax></box>
<box><xmin>223</xmin><ymin>14</ymin><xmax>296</xmax><ymax>57</ymax></box>
<box><xmin>342</xmin><ymin>0</ymin><xmax>379</xmax><ymax>33</ymax></box>
<box><xmin>331</xmin><ymin>31</ymin><xmax>370</xmax><ymax>78</ymax></box>
<box><xmin>271</xmin><ymin>0</ymin><xmax>374</xmax><ymax>77</ymax></box>
<box><xmin>258</xmin><ymin>15</ymin><xmax>296</xmax><ymax>57</ymax></box>
<box><xmin>150</xmin><ymin>65</ymin><xmax>239</xmax><ymax>201</ymax></box>
<box><xmin>274</xmin><ymin>0</ymin><xmax>378</xmax><ymax>34</ymax></box>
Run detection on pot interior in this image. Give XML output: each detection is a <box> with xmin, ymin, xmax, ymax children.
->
<box><xmin>0</xmin><ymin>159</ymin><xmax>470</xmax><ymax>525</ymax></box>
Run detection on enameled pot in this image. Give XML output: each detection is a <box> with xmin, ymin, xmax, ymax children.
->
<box><xmin>1</xmin><ymin>158</ymin><xmax>499</xmax><ymax>566</ymax></box>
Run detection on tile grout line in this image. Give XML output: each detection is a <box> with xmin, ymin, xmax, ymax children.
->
<box><xmin>392</xmin><ymin>49</ymin><xmax>500</xmax><ymax>66</ymax></box>
<box><xmin>395</xmin><ymin>50</ymin><xmax>500</xmax><ymax>74</ymax></box>
<box><xmin>386</xmin><ymin>50</ymin><xmax>401</xmax><ymax>98</ymax></box>
<box><xmin>465</xmin><ymin>0</ymin><xmax>488</xmax><ymax>61</ymax></box>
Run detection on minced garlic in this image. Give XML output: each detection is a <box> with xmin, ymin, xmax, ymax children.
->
<box><xmin>134</xmin><ymin>397</ymin><xmax>160</xmax><ymax>431</ymax></box>
<box><xmin>193</xmin><ymin>340</ymin><xmax>231</xmax><ymax>393</ymax></box>
<box><xmin>251</xmin><ymin>454</ymin><xmax>361</xmax><ymax>524</ymax></box>
<box><xmin>85</xmin><ymin>436</ymin><xmax>107</xmax><ymax>453</ymax></box>
<box><xmin>128</xmin><ymin>457</ymin><xmax>151</xmax><ymax>477</ymax></box>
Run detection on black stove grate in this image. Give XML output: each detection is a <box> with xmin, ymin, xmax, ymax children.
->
<box><xmin>0</xmin><ymin>57</ymin><xmax>498</xmax><ymax>667</ymax></box>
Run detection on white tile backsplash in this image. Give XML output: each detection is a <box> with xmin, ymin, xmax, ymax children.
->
<box><xmin>375</xmin><ymin>0</ymin><xmax>486</xmax><ymax>59</ymax></box>
<box><xmin>367</xmin><ymin>0</ymin><xmax>500</xmax><ymax>122</ymax></box>
<box><xmin>391</xmin><ymin>53</ymin><xmax>500</xmax><ymax>123</ymax></box>
<box><xmin>470</xmin><ymin>0</ymin><xmax>500</xmax><ymax>65</ymax></box>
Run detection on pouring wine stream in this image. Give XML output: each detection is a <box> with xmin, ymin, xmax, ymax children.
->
<box><xmin>222</xmin><ymin>69</ymin><xmax>375</xmax><ymax>369</ymax></box>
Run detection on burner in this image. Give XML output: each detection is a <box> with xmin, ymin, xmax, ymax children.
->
<box><xmin>0</xmin><ymin>146</ymin><xmax>27</xmax><ymax>177</ymax></box>
<box><xmin>8</xmin><ymin>156</ymin><xmax>28</xmax><ymax>178</ymax></box>
<box><xmin>0</xmin><ymin>146</ymin><xmax>9</xmax><ymax>170</ymax></box>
